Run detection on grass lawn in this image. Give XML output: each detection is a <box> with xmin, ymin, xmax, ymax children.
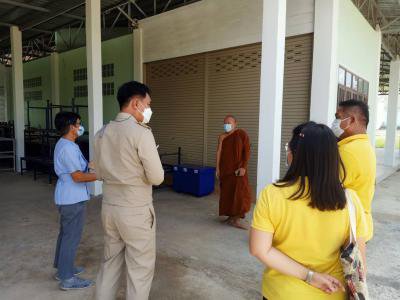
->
<box><xmin>375</xmin><ymin>135</ymin><xmax>400</xmax><ymax>149</ymax></box>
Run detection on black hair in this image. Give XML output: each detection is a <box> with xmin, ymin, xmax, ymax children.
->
<box><xmin>288</xmin><ymin>121</ymin><xmax>315</xmax><ymax>155</ymax></box>
<box><xmin>54</xmin><ymin>111</ymin><xmax>81</xmax><ymax>136</ymax></box>
<box><xmin>117</xmin><ymin>81</ymin><xmax>151</xmax><ymax>110</ymax></box>
<box><xmin>275</xmin><ymin>122</ymin><xmax>346</xmax><ymax>211</ymax></box>
<box><xmin>339</xmin><ymin>99</ymin><xmax>369</xmax><ymax>126</ymax></box>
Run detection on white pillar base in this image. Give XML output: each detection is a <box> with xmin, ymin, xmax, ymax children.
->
<box><xmin>90</xmin><ymin>181</ymin><xmax>103</xmax><ymax>196</ymax></box>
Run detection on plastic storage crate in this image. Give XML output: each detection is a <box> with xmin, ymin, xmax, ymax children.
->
<box><xmin>173</xmin><ymin>165</ymin><xmax>216</xmax><ymax>197</ymax></box>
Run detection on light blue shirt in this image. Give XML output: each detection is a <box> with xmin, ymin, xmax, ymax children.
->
<box><xmin>54</xmin><ymin>138</ymin><xmax>90</xmax><ymax>205</ymax></box>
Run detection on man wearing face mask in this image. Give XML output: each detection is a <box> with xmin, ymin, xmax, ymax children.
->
<box><xmin>217</xmin><ymin>115</ymin><xmax>252</xmax><ymax>230</ymax></box>
<box><xmin>94</xmin><ymin>81</ymin><xmax>164</xmax><ymax>300</ymax></box>
<box><xmin>332</xmin><ymin>99</ymin><xmax>376</xmax><ymax>241</ymax></box>
<box><xmin>53</xmin><ymin>111</ymin><xmax>97</xmax><ymax>290</ymax></box>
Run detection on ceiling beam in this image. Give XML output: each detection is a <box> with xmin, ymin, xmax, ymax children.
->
<box><xmin>382</xmin><ymin>40</ymin><xmax>395</xmax><ymax>58</ymax></box>
<box><xmin>0</xmin><ymin>21</ymin><xmax>15</xmax><ymax>27</ymax></box>
<box><xmin>0</xmin><ymin>0</ymin><xmax>50</xmax><ymax>12</ymax></box>
<box><xmin>129</xmin><ymin>0</ymin><xmax>147</xmax><ymax>17</ymax></box>
<box><xmin>163</xmin><ymin>0</ymin><xmax>172</xmax><ymax>12</ymax></box>
<box><xmin>381</xmin><ymin>16</ymin><xmax>400</xmax><ymax>30</ymax></box>
<box><xmin>63</xmin><ymin>13</ymin><xmax>85</xmax><ymax>21</ymax></box>
<box><xmin>382</xmin><ymin>28</ymin><xmax>400</xmax><ymax>34</ymax></box>
<box><xmin>29</xmin><ymin>28</ymin><xmax>53</xmax><ymax>34</ymax></box>
<box><xmin>117</xmin><ymin>6</ymin><xmax>136</xmax><ymax>24</ymax></box>
<box><xmin>22</xmin><ymin>3</ymin><xmax>85</xmax><ymax>32</ymax></box>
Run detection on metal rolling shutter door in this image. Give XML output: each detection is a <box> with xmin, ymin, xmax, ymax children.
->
<box><xmin>280</xmin><ymin>34</ymin><xmax>313</xmax><ymax>175</ymax></box>
<box><xmin>206</xmin><ymin>44</ymin><xmax>261</xmax><ymax>188</ymax></box>
<box><xmin>145</xmin><ymin>54</ymin><xmax>205</xmax><ymax>165</ymax></box>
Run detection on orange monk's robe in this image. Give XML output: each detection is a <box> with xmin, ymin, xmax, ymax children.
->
<box><xmin>219</xmin><ymin>129</ymin><xmax>252</xmax><ymax>218</ymax></box>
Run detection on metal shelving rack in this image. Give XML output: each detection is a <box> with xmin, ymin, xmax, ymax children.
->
<box><xmin>0</xmin><ymin>138</ymin><xmax>16</xmax><ymax>172</ymax></box>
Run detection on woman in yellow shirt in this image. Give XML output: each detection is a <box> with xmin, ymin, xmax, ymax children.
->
<box><xmin>250</xmin><ymin>122</ymin><xmax>367</xmax><ymax>300</ymax></box>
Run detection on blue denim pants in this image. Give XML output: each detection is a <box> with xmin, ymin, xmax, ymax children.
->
<box><xmin>53</xmin><ymin>201</ymin><xmax>87</xmax><ymax>280</ymax></box>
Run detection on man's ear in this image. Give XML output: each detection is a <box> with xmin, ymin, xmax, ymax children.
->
<box><xmin>130</xmin><ymin>97</ymin><xmax>138</xmax><ymax>110</ymax></box>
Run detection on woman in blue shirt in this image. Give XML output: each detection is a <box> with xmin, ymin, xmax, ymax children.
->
<box><xmin>53</xmin><ymin>111</ymin><xmax>97</xmax><ymax>290</ymax></box>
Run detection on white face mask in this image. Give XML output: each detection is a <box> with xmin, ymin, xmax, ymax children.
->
<box><xmin>139</xmin><ymin>103</ymin><xmax>153</xmax><ymax>124</ymax></box>
<box><xmin>224</xmin><ymin>123</ymin><xmax>233</xmax><ymax>133</ymax></box>
<box><xmin>331</xmin><ymin>117</ymin><xmax>350</xmax><ymax>138</ymax></box>
<box><xmin>77</xmin><ymin>125</ymin><xmax>85</xmax><ymax>137</ymax></box>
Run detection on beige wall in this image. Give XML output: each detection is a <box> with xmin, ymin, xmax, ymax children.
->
<box><xmin>140</xmin><ymin>0</ymin><xmax>314</xmax><ymax>63</ymax></box>
<box><xmin>337</xmin><ymin>0</ymin><xmax>381</xmax><ymax>143</ymax></box>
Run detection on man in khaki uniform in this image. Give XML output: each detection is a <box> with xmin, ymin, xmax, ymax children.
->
<box><xmin>94</xmin><ymin>81</ymin><xmax>164</xmax><ymax>300</ymax></box>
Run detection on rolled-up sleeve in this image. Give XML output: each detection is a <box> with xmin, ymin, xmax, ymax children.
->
<box><xmin>138</xmin><ymin>130</ymin><xmax>164</xmax><ymax>186</ymax></box>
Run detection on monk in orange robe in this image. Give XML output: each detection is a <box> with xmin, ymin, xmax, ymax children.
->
<box><xmin>217</xmin><ymin>115</ymin><xmax>252</xmax><ymax>229</ymax></box>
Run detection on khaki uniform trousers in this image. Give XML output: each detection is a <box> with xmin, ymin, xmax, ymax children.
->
<box><xmin>95</xmin><ymin>203</ymin><xmax>156</xmax><ymax>300</ymax></box>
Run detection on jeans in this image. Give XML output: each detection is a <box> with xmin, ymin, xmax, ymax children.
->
<box><xmin>53</xmin><ymin>201</ymin><xmax>87</xmax><ymax>280</ymax></box>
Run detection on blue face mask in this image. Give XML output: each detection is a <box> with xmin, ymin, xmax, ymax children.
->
<box><xmin>77</xmin><ymin>125</ymin><xmax>85</xmax><ymax>137</ymax></box>
<box><xmin>224</xmin><ymin>123</ymin><xmax>233</xmax><ymax>133</ymax></box>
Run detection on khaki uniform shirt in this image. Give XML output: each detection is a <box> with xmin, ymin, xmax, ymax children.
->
<box><xmin>94</xmin><ymin>112</ymin><xmax>164</xmax><ymax>207</ymax></box>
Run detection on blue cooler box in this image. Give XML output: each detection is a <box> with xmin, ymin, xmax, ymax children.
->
<box><xmin>173</xmin><ymin>165</ymin><xmax>216</xmax><ymax>197</ymax></box>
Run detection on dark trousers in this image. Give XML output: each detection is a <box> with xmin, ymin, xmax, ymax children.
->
<box><xmin>53</xmin><ymin>201</ymin><xmax>87</xmax><ymax>280</ymax></box>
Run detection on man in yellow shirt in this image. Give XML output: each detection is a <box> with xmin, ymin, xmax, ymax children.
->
<box><xmin>331</xmin><ymin>99</ymin><xmax>376</xmax><ymax>241</ymax></box>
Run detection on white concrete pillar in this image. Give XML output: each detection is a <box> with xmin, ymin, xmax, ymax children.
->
<box><xmin>384</xmin><ymin>57</ymin><xmax>400</xmax><ymax>167</ymax></box>
<box><xmin>256</xmin><ymin>0</ymin><xmax>286</xmax><ymax>196</ymax></box>
<box><xmin>133</xmin><ymin>28</ymin><xmax>143</xmax><ymax>82</ymax></box>
<box><xmin>310</xmin><ymin>0</ymin><xmax>339</xmax><ymax>125</ymax></box>
<box><xmin>86</xmin><ymin>0</ymin><xmax>103</xmax><ymax>195</ymax></box>
<box><xmin>50</xmin><ymin>53</ymin><xmax>60</xmax><ymax>105</ymax></box>
<box><xmin>367</xmin><ymin>26</ymin><xmax>382</xmax><ymax>147</ymax></box>
<box><xmin>0</xmin><ymin>64</ymin><xmax>8</xmax><ymax>122</ymax></box>
<box><xmin>10</xmin><ymin>26</ymin><xmax>24</xmax><ymax>171</ymax></box>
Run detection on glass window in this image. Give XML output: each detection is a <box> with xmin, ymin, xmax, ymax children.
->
<box><xmin>23</xmin><ymin>77</ymin><xmax>42</xmax><ymax>88</ymax></box>
<box><xmin>352</xmin><ymin>76</ymin><xmax>358</xmax><ymax>91</ymax></box>
<box><xmin>73</xmin><ymin>68</ymin><xmax>87</xmax><ymax>81</ymax></box>
<box><xmin>338</xmin><ymin>67</ymin><xmax>345</xmax><ymax>85</ymax></box>
<box><xmin>363</xmin><ymin>81</ymin><xmax>369</xmax><ymax>96</ymax></box>
<box><xmin>102</xmin><ymin>64</ymin><xmax>114</xmax><ymax>78</ymax></box>
<box><xmin>74</xmin><ymin>85</ymin><xmax>88</xmax><ymax>98</ymax></box>
<box><xmin>24</xmin><ymin>90</ymin><xmax>42</xmax><ymax>101</ymax></box>
<box><xmin>102</xmin><ymin>82</ymin><xmax>114</xmax><ymax>96</ymax></box>
<box><xmin>345</xmin><ymin>71</ymin><xmax>352</xmax><ymax>88</ymax></box>
<box><xmin>358</xmin><ymin>78</ymin><xmax>364</xmax><ymax>93</ymax></box>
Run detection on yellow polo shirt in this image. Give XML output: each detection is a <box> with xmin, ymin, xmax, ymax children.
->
<box><xmin>252</xmin><ymin>183</ymin><xmax>367</xmax><ymax>300</ymax></box>
<box><xmin>338</xmin><ymin>134</ymin><xmax>376</xmax><ymax>241</ymax></box>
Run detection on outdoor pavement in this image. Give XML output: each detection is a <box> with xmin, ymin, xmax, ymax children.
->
<box><xmin>375</xmin><ymin>147</ymin><xmax>400</xmax><ymax>183</ymax></box>
<box><xmin>0</xmin><ymin>170</ymin><xmax>399</xmax><ymax>300</ymax></box>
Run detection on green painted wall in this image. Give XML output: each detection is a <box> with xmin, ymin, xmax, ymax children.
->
<box><xmin>59</xmin><ymin>34</ymin><xmax>133</xmax><ymax>127</ymax></box>
<box><xmin>59</xmin><ymin>46</ymin><xmax>88</xmax><ymax>125</ymax></box>
<box><xmin>23</xmin><ymin>56</ymin><xmax>51</xmax><ymax>128</ymax></box>
<box><xmin>5</xmin><ymin>33</ymin><xmax>134</xmax><ymax>130</ymax></box>
<box><xmin>102</xmin><ymin>34</ymin><xmax>133</xmax><ymax>122</ymax></box>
